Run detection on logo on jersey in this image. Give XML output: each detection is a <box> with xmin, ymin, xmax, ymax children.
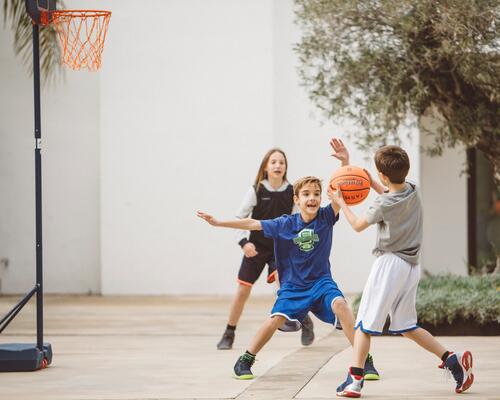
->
<box><xmin>293</xmin><ymin>228</ymin><xmax>319</xmax><ymax>252</ymax></box>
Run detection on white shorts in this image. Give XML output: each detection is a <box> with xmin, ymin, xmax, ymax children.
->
<box><xmin>355</xmin><ymin>253</ymin><xmax>420</xmax><ymax>335</ymax></box>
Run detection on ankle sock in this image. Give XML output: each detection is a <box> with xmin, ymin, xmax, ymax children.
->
<box><xmin>226</xmin><ymin>324</ymin><xmax>236</xmax><ymax>331</ymax></box>
<box><xmin>245</xmin><ymin>350</ymin><xmax>256</xmax><ymax>358</ymax></box>
<box><xmin>350</xmin><ymin>367</ymin><xmax>364</xmax><ymax>377</ymax></box>
<box><xmin>441</xmin><ymin>351</ymin><xmax>450</xmax><ymax>362</ymax></box>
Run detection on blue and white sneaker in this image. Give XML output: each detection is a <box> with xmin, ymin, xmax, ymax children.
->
<box><xmin>336</xmin><ymin>368</ymin><xmax>364</xmax><ymax>398</ymax></box>
<box><xmin>439</xmin><ymin>351</ymin><xmax>474</xmax><ymax>393</ymax></box>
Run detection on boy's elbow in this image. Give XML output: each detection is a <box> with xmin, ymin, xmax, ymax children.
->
<box><xmin>250</xmin><ymin>220</ymin><xmax>262</xmax><ymax>231</ymax></box>
<box><xmin>353</xmin><ymin>219</ymin><xmax>369</xmax><ymax>232</ymax></box>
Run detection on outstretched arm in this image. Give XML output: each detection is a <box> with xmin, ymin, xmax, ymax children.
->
<box><xmin>331</xmin><ymin>186</ymin><xmax>369</xmax><ymax>232</ymax></box>
<box><xmin>197</xmin><ymin>211</ymin><xmax>262</xmax><ymax>231</ymax></box>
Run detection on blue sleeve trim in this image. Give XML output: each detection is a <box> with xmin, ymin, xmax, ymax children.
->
<box><xmin>388</xmin><ymin>325</ymin><xmax>419</xmax><ymax>334</ymax></box>
<box><xmin>355</xmin><ymin>321</ymin><xmax>383</xmax><ymax>336</ymax></box>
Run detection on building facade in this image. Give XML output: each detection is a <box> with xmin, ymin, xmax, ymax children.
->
<box><xmin>1</xmin><ymin>0</ymin><xmax>479</xmax><ymax>296</ymax></box>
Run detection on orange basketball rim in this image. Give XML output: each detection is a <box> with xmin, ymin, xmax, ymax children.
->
<box><xmin>49</xmin><ymin>9</ymin><xmax>112</xmax><ymax>71</ymax></box>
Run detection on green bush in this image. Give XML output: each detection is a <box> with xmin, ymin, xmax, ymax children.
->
<box><xmin>352</xmin><ymin>274</ymin><xmax>500</xmax><ymax>326</ymax></box>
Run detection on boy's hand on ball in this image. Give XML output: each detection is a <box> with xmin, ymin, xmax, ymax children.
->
<box><xmin>196</xmin><ymin>211</ymin><xmax>220</xmax><ymax>226</ymax></box>
<box><xmin>363</xmin><ymin>169</ymin><xmax>373</xmax><ymax>184</ymax></box>
<box><xmin>363</xmin><ymin>168</ymin><xmax>378</xmax><ymax>190</ymax></box>
<box><xmin>363</xmin><ymin>168</ymin><xmax>385</xmax><ymax>194</ymax></box>
<box><xmin>242</xmin><ymin>242</ymin><xmax>258</xmax><ymax>258</ymax></box>
<box><xmin>329</xmin><ymin>184</ymin><xmax>345</xmax><ymax>206</ymax></box>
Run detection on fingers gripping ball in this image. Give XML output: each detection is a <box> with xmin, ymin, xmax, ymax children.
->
<box><xmin>330</xmin><ymin>166</ymin><xmax>370</xmax><ymax>205</ymax></box>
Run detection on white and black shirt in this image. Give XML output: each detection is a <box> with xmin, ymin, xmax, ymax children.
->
<box><xmin>236</xmin><ymin>180</ymin><xmax>296</xmax><ymax>251</ymax></box>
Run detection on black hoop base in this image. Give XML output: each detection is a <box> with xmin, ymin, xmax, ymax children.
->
<box><xmin>0</xmin><ymin>343</ymin><xmax>52</xmax><ymax>372</ymax></box>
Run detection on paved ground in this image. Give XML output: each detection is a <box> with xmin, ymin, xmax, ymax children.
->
<box><xmin>0</xmin><ymin>295</ymin><xmax>498</xmax><ymax>400</ymax></box>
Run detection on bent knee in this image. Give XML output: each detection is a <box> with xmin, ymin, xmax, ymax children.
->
<box><xmin>332</xmin><ymin>298</ymin><xmax>350</xmax><ymax>314</ymax></box>
<box><xmin>270</xmin><ymin>315</ymin><xmax>287</xmax><ymax>326</ymax></box>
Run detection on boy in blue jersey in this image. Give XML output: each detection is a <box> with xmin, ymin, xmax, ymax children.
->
<box><xmin>197</xmin><ymin>141</ymin><xmax>379</xmax><ymax>380</ymax></box>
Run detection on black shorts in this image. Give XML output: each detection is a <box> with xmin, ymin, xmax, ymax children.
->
<box><xmin>238</xmin><ymin>249</ymin><xmax>277</xmax><ymax>286</ymax></box>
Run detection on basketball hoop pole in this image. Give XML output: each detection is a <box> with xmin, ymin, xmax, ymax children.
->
<box><xmin>0</xmin><ymin>0</ymin><xmax>110</xmax><ymax>372</ymax></box>
<box><xmin>32</xmin><ymin>22</ymin><xmax>45</xmax><ymax>353</ymax></box>
<box><xmin>0</xmin><ymin>4</ymin><xmax>52</xmax><ymax>372</ymax></box>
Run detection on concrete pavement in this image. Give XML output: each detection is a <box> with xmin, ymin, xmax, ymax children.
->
<box><xmin>0</xmin><ymin>295</ymin><xmax>498</xmax><ymax>399</ymax></box>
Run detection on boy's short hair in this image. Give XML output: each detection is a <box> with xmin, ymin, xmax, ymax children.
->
<box><xmin>293</xmin><ymin>176</ymin><xmax>322</xmax><ymax>196</ymax></box>
<box><xmin>374</xmin><ymin>145</ymin><xmax>410</xmax><ymax>184</ymax></box>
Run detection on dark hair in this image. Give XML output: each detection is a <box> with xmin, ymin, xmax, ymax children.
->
<box><xmin>374</xmin><ymin>145</ymin><xmax>410</xmax><ymax>184</ymax></box>
<box><xmin>254</xmin><ymin>148</ymin><xmax>288</xmax><ymax>190</ymax></box>
<box><xmin>293</xmin><ymin>176</ymin><xmax>322</xmax><ymax>196</ymax></box>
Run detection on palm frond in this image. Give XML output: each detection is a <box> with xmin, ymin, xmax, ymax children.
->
<box><xmin>3</xmin><ymin>0</ymin><xmax>63</xmax><ymax>85</ymax></box>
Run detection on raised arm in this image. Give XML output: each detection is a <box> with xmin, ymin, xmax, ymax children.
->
<box><xmin>197</xmin><ymin>211</ymin><xmax>262</xmax><ymax>231</ymax></box>
<box><xmin>330</xmin><ymin>138</ymin><xmax>350</xmax><ymax>166</ymax></box>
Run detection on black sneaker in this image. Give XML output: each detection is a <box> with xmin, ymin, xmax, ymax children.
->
<box><xmin>233</xmin><ymin>353</ymin><xmax>255</xmax><ymax>379</ymax></box>
<box><xmin>278</xmin><ymin>319</ymin><xmax>301</xmax><ymax>332</ymax></box>
<box><xmin>301</xmin><ymin>314</ymin><xmax>315</xmax><ymax>346</ymax></box>
<box><xmin>363</xmin><ymin>353</ymin><xmax>380</xmax><ymax>380</ymax></box>
<box><xmin>217</xmin><ymin>329</ymin><xmax>235</xmax><ymax>350</ymax></box>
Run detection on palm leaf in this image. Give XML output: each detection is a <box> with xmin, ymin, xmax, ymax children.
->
<box><xmin>3</xmin><ymin>0</ymin><xmax>63</xmax><ymax>85</ymax></box>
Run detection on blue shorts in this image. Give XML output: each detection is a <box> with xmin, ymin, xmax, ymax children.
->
<box><xmin>271</xmin><ymin>277</ymin><xmax>344</xmax><ymax>326</ymax></box>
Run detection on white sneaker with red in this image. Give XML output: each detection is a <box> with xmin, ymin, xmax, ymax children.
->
<box><xmin>336</xmin><ymin>368</ymin><xmax>364</xmax><ymax>398</ymax></box>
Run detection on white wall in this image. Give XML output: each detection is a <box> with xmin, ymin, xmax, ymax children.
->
<box><xmin>0</xmin><ymin>19</ymin><xmax>101</xmax><ymax>294</ymax></box>
<box><xmin>0</xmin><ymin>0</ymin><xmax>467</xmax><ymax>296</ymax></box>
<box><xmin>99</xmin><ymin>0</ymin><xmax>275</xmax><ymax>294</ymax></box>
<box><xmin>420</xmin><ymin>131</ymin><xmax>468</xmax><ymax>275</ymax></box>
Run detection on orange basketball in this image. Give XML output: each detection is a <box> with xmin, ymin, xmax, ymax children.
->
<box><xmin>330</xmin><ymin>166</ymin><xmax>370</xmax><ymax>205</ymax></box>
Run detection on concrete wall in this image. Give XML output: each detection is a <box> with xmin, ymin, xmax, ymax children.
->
<box><xmin>420</xmin><ymin>132</ymin><xmax>468</xmax><ymax>275</ymax></box>
<box><xmin>98</xmin><ymin>0</ymin><xmax>275</xmax><ymax>294</ymax></box>
<box><xmin>0</xmin><ymin>18</ymin><xmax>101</xmax><ymax>294</ymax></box>
<box><xmin>0</xmin><ymin>0</ymin><xmax>467</xmax><ymax>296</ymax></box>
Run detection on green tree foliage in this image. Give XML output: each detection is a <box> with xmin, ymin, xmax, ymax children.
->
<box><xmin>3</xmin><ymin>0</ymin><xmax>62</xmax><ymax>83</ymax></box>
<box><xmin>295</xmin><ymin>0</ymin><xmax>500</xmax><ymax>177</ymax></box>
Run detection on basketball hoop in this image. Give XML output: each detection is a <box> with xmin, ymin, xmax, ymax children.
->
<box><xmin>46</xmin><ymin>10</ymin><xmax>112</xmax><ymax>71</ymax></box>
<box><xmin>31</xmin><ymin>1</ymin><xmax>111</xmax><ymax>71</ymax></box>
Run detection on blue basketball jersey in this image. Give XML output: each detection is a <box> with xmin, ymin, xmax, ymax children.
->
<box><xmin>261</xmin><ymin>205</ymin><xmax>339</xmax><ymax>288</ymax></box>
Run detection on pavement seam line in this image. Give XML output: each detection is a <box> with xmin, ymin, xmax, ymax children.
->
<box><xmin>235</xmin><ymin>331</ymin><xmax>349</xmax><ymax>400</ymax></box>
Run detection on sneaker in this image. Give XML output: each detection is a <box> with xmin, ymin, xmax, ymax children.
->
<box><xmin>439</xmin><ymin>351</ymin><xmax>474</xmax><ymax>393</ymax></box>
<box><xmin>363</xmin><ymin>353</ymin><xmax>380</xmax><ymax>380</ymax></box>
<box><xmin>217</xmin><ymin>329</ymin><xmax>235</xmax><ymax>350</ymax></box>
<box><xmin>301</xmin><ymin>314</ymin><xmax>315</xmax><ymax>346</ymax></box>
<box><xmin>233</xmin><ymin>353</ymin><xmax>255</xmax><ymax>380</ymax></box>
<box><xmin>278</xmin><ymin>319</ymin><xmax>301</xmax><ymax>332</ymax></box>
<box><xmin>336</xmin><ymin>368</ymin><xmax>364</xmax><ymax>398</ymax></box>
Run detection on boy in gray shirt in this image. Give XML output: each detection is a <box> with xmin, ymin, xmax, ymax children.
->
<box><xmin>331</xmin><ymin>143</ymin><xmax>473</xmax><ymax>398</ymax></box>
